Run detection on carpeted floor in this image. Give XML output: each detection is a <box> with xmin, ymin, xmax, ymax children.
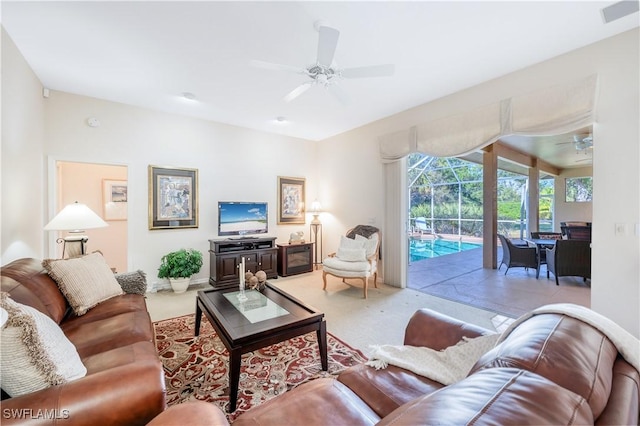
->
<box><xmin>154</xmin><ymin>314</ymin><xmax>367</xmax><ymax>421</ymax></box>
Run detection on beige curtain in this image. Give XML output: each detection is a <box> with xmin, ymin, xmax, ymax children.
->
<box><xmin>382</xmin><ymin>158</ymin><xmax>407</xmax><ymax>288</ymax></box>
<box><xmin>379</xmin><ymin>74</ymin><xmax>598</xmax><ymax>160</ymax></box>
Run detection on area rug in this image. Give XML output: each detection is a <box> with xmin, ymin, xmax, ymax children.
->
<box><xmin>154</xmin><ymin>314</ymin><xmax>367</xmax><ymax>421</ymax></box>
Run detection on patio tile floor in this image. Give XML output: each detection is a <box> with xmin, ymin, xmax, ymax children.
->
<box><xmin>408</xmin><ymin>247</ymin><xmax>590</xmax><ymax>318</ymax></box>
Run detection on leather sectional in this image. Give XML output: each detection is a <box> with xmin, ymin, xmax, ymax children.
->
<box><xmin>154</xmin><ymin>306</ymin><xmax>640</xmax><ymax>425</ymax></box>
<box><xmin>1</xmin><ymin>258</ymin><xmax>166</xmax><ymax>425</ymax></box>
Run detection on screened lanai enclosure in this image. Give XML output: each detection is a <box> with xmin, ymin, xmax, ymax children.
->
<box><xmin>407</xmin><ymin>153</ymin><xmax>554</xmax><ymax>244</ymax></box>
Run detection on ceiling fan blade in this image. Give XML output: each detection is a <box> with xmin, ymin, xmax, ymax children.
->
<box><xmin>328</xmin><ymin>83</ymin><xmax>350</xmax><ymax>105</ymax></box>
<box><xmin>316</xmin><ymin>26</ymin><xmax>340</xmax><ymax>67</ymax></box>
<box><xmin>341</xmin><ymin>64</ymin><xmax>395</xmax><ymax>79</ymax></box>
<box><xmin>250</xmin><ymin>60</ymin><xmax>305</xmax><ymax>74</ymax></box>
<box><xmin>283</xmin><ymin>82</ymin><xmax>313</xmax><ymax>103</ymax></box>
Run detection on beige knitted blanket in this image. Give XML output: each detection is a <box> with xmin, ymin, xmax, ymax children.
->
<box><xmin>366</xmin><ymin>333</ymin><xmax>499</xmax><ymax>385</ymax></box>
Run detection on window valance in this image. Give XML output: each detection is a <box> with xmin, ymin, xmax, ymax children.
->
<box><xmin>379</xmin><ymin>74</ymin><xmax>598</xmax><ymax>161</ymax></box>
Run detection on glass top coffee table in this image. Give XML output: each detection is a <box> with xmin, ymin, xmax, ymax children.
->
<box><xmin>195</xmin><ymin>283</ymin><xmax>327</xmax><ymax>412</ymax></box>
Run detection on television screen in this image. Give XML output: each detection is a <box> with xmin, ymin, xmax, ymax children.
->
<box><xmin>218</xmin><ymin>201</ymin><xmax>268</xmax><ymax>236</ymax></box>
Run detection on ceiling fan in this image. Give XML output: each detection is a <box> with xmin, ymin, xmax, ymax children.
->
<box><xmin>556</xmin><ymin>133</ymin><xmax>593</xmax><ymax>153</ymax></box>
<box><xmin>250</xmin><ymin>22</ymin><xmax>395</xmax><ymax>104</ymax></box>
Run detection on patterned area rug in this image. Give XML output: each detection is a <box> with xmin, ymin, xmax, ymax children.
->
<box><xmin>154</xmin><ymin>314</ymin><xmax>367</xmax><ymax>421</ymax></box>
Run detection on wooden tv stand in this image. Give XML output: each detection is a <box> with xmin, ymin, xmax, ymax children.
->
<box><xmin>208</xmin><ymin>237</ymin><xmax>278</xmax><ymax>289</ymax></box>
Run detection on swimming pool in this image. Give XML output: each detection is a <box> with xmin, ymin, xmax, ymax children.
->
<box><xmin>409</xmin><ymin>238</ymin><xmax>482</xmax><ymax>262</ymax></box>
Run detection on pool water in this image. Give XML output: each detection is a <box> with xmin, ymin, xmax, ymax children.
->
<box><xmin>410</xmin><ymin>238</ymin><xmax>482</xmax><ymax>262</ymax></box>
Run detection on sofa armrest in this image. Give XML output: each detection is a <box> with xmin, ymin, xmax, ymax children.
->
<box><xmin>1</xmin><ymin>361</ymin><xmax>165</xmax><ymax>425</ymax></box>
<box><xmin>404</xmin><ymin>308</ymin><xmax>491</xmax><ymax>350</ymax></box>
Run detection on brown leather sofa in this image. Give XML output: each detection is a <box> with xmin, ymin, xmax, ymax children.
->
<box><xmin>151</xmin><ymin>306</ymin><xmax>639</xmax><ymax>425</ymax></box>
<box><xmin>1</xmin><ymin>258</ymin><xmax>166</xmax><ymax>425</ymax></box>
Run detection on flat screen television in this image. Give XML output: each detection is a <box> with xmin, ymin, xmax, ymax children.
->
<box><xmin>218</xmin><ymin>201</ymin><xmax>268</xmax><ymax>237</ymax></box>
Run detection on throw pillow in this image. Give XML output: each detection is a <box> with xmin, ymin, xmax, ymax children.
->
<box><xmin>336</xmin><ymin>247</ymin><xmax>367</xmax><ymax>262</ymax></box>
<box><xmin>539</xmin><ymin>234</ymin><xmax>562</xmax><ymax>240</ymax></box>
<box><xmin>355</xmin><ymin>233</ymin><xmax>379</xmax><ymax>258</ymax></box>
<box><xmin>0</xmin><ymin>292</ymin><xmax>87</xmax><ymax>397</ymax></box>
<box><xmin>339</xmin><ymin>235</ymin><xmax>365</xmax><ymax>250</ymax></box>
<box><xmin>114</xmin><ymin>270</ymin><xmax>148</xmax><ymax>295</ymax></box>
<box><xmin>42</xmin><ymin>252</ymin><xmax>124</xmax><ymax>316</ymax></box>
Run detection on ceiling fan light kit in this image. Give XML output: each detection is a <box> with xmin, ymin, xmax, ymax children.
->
<box><xmin>251</xmin><ymin>22</ymin><xmax>395</xmax><ymax>104</ymax></box>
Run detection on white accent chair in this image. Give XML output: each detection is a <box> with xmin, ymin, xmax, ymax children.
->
<box><xmin>322</xmin><ymin>227</ymin><xmax>380</xmax><ymax>298</ymax></box>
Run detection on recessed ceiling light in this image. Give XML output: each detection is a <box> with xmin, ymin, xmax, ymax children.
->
<box><xmin>182</xmin><ymin>92</ymin><xmax>196</xmax><ymax>100</ymax></box>
<box><xmin>274</xmin><ymin>116</ymin><xmax>288</xmax><ymax>124</ymax></box>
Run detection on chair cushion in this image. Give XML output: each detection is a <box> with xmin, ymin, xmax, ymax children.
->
<box><xmin>42</xmin><ymin>253</ymin><xmax>124</xmax><ymax>316</ymax></box>
<box><xmin>323</xmin><ymin>256</ymin><xmax>372</xmax><ymax>273</ymax></box>
<box><xmin>539</xmin><ymin>234</ymin><xmax>562</xmax><ymax>240</ymax></box>
<box><xmin>0</xmin><ymin>292</ymin><xmax>87</xmax><ymax>397</ymax></box>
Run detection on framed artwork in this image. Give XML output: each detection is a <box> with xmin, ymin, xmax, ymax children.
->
<box><xmin>565</xmin><ymin>177</ymin><xmax>593</xmax><ymax>202</ymax></box>
<box><xmin>148</xmin><ymin>165</ymin><xmax>198</xmax><ymax>230</ymax></box>
<box><xmin>102</xmin><ymin>179</ymin><xmax>128</xmax><ymax>221</ymax></box>
<box><xmin>277</xmin><ymin>176</ymin><xmax>305</xmax><ymax>224</ymax></box>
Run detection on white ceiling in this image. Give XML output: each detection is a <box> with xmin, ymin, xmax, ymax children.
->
<box><xmin>2</xmin><ymin>1</ymin><xmax>638</xmax><ymax>167</ymax></box>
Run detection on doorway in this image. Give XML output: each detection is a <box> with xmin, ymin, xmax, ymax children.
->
<box><xmin>53</xmin><ymin>161</ymin><xmax>128</xmax><ymax>273</ymax></box>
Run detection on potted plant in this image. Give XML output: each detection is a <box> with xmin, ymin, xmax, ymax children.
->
<box><xmin>157</xmin><ymin>248</ymin><xmax>203</xmax><ymax>293</ymax></box>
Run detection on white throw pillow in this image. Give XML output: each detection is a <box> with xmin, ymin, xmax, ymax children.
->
<box><xmin>337</xmin><ymin>247</ymin><xmax>367</xmax><ymax>262</ymax></box>
<box><xmin>355</xmin><ymin>233</ymin><xmax>379</xmax><ymax>258</ymax></box>
<box><xmin>339</xmin><ymin>235</ymin><xmax>365</xmax><ymax>250</ymax></box>
<box><xmin>0</xmin><ymin>293</ymin><xmax>87</xmax><ymax>397</ymax></box>
<box><xmin>42</xmin><ymin>252</ymin><xmax>124</xmax><ymax>316</ymax></box>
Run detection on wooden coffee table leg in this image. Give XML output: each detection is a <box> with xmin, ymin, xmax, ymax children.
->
<box><xmin>317</xmin><ymin>320</ymin><xmax>328</xmax><ymax>371</ymax></box>
<box><xmin>194</xmin><ymin>300</ymin><xmax>202</xmax><ymax>337</ymax></box>
<box><xmin>228</xmin><ymin>348</ymin><xmax>242</xmax><ymax>412</ymax></box>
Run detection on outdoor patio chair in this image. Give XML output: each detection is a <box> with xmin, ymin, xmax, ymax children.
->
<box><xmin>497</xmin><ymin>234</ymin><xmax>539</xmax><ymax>277</ymax></box>
<box><xmin>322</xmin><ymin>225</ymin><xmax>380</xmax><ymax>298</ymax></box>
<box><xmin>530</xmin><ymin>232</ymin><xmax>563</xmax><ymax>267</ymax></box>
<box><xmin>414</xmin><ymin>217</ymin><xmax>432</xmax><ymax>235</ymax></box>
<box><xmin>546</xmin><ymin>239</ymin><xmax>591</xmax><ymax>285</ymax></box>
<box><xmin>560</xmin><ymin>222</ymin><xmax>592</xmax><ymax>241</ymax></box>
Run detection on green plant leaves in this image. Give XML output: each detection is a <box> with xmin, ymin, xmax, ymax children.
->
<box><xmin>158</xmin><ymin>248</ymin><xmax>203</xmax><ymax>279</ymax></box>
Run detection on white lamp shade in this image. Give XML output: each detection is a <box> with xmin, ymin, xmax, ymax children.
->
<box><xmin>44</xmin><ymin>202</ymin><xmax>108</xmax><ymax>232</ymax></box>
<box><xmin>311</xmin><ymin>200</ymin><xmax>323</xmax><ymax>213</ymax></box>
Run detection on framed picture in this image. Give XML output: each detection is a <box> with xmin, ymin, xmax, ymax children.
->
<box><xmin>102</xmin><ymin>179</ymin><xmax>128</xmax><ymax>221</ymax></box>
<box><xmin>148</xmin><ymin>165</ymin><xmax>198</xmax><ymax>230</ymax></box>
<box><xmin>277</xmin><ymin>176</ymin><xmax>305</xmax><ymax>224</ymax></box>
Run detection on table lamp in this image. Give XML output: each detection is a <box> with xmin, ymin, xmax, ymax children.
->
<box><xmin>44</xmin><ymin>201</ymin><xmax>108</xmax><ymax>258</ymax></box>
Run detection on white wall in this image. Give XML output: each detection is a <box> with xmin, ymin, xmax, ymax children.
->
<box><xmin>40</xmin><ymin>91</ymin><xmax>317</xmax><ymax>288</ymax></box>
<box><xmin>554</xmin><ymin>167</ymin><xmax>593</xmax><ymax>231</ymax></box>
<box><xmin>319</xmin><ymin>28</ymin><xmax>639</xmax><ymax>337</ymax></box>
<box><xmin>1</xmin><ymin>28</ymin><xmax>46</xmax><ymax>263</ymax></box>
